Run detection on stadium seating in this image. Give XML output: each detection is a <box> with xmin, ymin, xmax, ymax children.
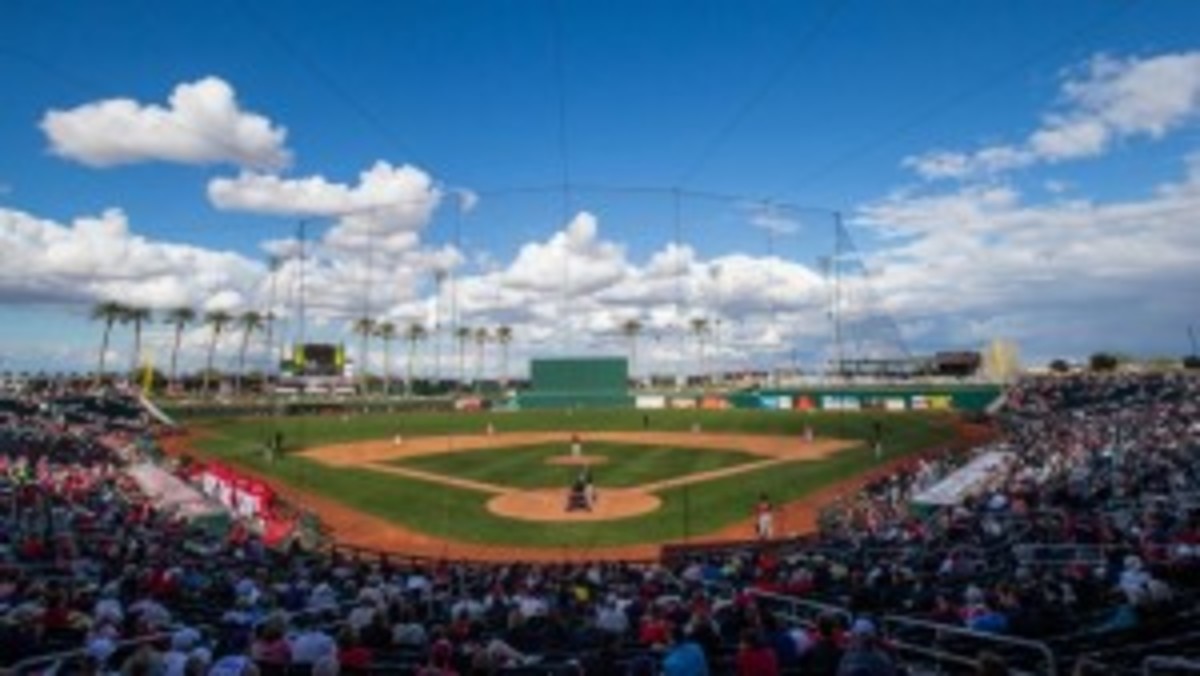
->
<box><xmin>2</xmin><ymin>373</ymin><xmax>1198</xmax><ymax>674</ymax></box>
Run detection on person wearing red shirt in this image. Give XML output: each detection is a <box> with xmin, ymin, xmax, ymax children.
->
<box><xmin>337</xmin><ymin>626</ymin><xmax>372</xmax><ymax>671</ymax></box>
<box><xmin>638</xmin><ymin>609</ymin><xmax>671</xmax><ymax>647</ymax></box>
<box><xmin>736</xmin><ymin>628</ymin><xmax>779</xmax><ymax>676</ymax></box>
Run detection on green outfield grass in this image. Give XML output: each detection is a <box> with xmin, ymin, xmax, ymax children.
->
<box><xmin>387</xmin><ymin>441</ymin><xmax>759</xmax><ymax>489</ymax></box>
<box><xmin>200</xmin><ymin>408</ymin><xmax>928</xmax><ymax>451</ymax></box>
<box><xmin>190</xmin><ymin>409</ymin><xmax>958</xmax><ymax>548</ymax></box>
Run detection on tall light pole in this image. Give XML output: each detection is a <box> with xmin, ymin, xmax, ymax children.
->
<box><xmin>433</xmin><ymin>268</ymin><xmax>446</xmax><ymax>387</ymax></box>
<box><xmin>264</xmin><ymin>256</ymin><xmax>281</xmax><ymax>384</ymax></box>
<box><xmin>709</xmin><ymin>263</ymin><xmax>723</xmax><ymax>387</ymax></box>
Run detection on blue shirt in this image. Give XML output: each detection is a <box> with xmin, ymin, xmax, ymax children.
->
<box><xmin>664</xmin><ymin>640</ymin><xmax>709</xmax><ymax>676</ymax></box>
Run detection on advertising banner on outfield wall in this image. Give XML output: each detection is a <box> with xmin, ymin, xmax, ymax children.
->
<box><xmin>636</xmin><ymin>395</ymin><xmax>667</xmax><ymax>410</ymax></box>
<box><xmin>821</xmin><ymin>395</ymin><xmax>862</xmax><ymax>411</ymax></box>
<box><xmin>861</xmin><ymin>396</ymin><xmax>908</xmax><ymax>411</ymax></box>
<box><xmin>700</xmin><ymin>396</ymin><xmax>729</xmax><ymax>410</ymax></box>
<box><xmin>912</xmin><ymin>395</ymin><xmax>954</xmax><ymax>411</ymax></box>
<box><xmin>670</xmin><ymin>397</ymin><xmax>697</xmax><ymax>409</ymax></box>
<box><xmin>793</xmin><ymin>396</ymin><xmax>816</xmax><ymax>411</ymax></box>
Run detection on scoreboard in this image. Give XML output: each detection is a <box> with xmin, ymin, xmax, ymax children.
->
<box><xmin>290</xmin><ymin>343</ymin><xmax>345</xmax><ymax>377</ymax></box>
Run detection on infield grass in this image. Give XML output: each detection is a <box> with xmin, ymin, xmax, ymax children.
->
<box><xmin>386</xmin><ymin>441</ymin><xmax>759</xmax><ymax>489</ymax></box>
<box><xmin>190</xmin><ymin>409</ymin><xmax>957</xmax><ymax>548</ymax></box>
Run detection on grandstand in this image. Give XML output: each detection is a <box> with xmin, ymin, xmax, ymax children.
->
<box><xmin>3</xmin><ymin>372</ymin><xmax>1200</xmax><ymax>674</ymax></box>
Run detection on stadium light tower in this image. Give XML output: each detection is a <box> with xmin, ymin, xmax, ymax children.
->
<box><xmin>433</xmin><ymin>268</ymin><xmax>447</xmax><ymax>384</ymax></box>
<box><xmin>265</xmin><ymin>256</ymin><xmax>282</xmax><ymax>380</ymax></box>
<box><xmin>708</xmin><ymin>263</ymin><xmax>723</xmax><ymax>386</ymax></box>
<box><xmin>817</xmin><ymin>254</ymin><xmax>837</xmax><ymax>380</ymax></box>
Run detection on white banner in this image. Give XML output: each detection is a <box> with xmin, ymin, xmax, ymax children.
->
<box><xmin>127</xmin><ymin>463</ymin><xmax>225</xmax><ymax>520</ymax></box>
<box><xmin>636</xmin><ymin>395</ymin><xmax>667</xmax><ymax>410</ymax></box>
<box><xmin>911</xmin><ymin>450</ymin><xmax>1014</xmax><ymax>507</ymax></box>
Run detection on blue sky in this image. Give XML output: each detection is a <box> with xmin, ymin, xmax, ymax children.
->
<box><xmin>2</xmin><ymin>0</ymin><xmax>1200</xmax><ymax>375</ymax></box>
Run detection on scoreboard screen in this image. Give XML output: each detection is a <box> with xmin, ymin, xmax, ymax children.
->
<box><xmin>292</xmin><ymin>343</ymin><xmax>344</xmax><ymax>376</ymax></box>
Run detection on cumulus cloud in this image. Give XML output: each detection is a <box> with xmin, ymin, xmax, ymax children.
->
<box><xmin>904</xmin><ymin>51</ymin><xmax>1200</xmax><ymax>180</ymax></box>
<box><xmin>209</xmin><ymin>162</ymin><xmax>439</xmax><ymax>223</ymax></box>
<box><xmin>40</xmin><ymin>77</ymin><xmax>291</xmax><ymax>170</ymax></box>
<box><xmin>419</xmin><ymin>211</ymin><xmax>836</xmax><ymax>374</ymax></box>
<box><xmin>0</xmin><ymin>206</ymin><xmax>263</xmax><ymax>310</ymax></box>
<box><xmin>205</xmin><ymin>161</ymin><xmax>459</xmax><ymax>328</ymax></box>
<box><xmin>209</xmin><ymin>161</ymin><xmax>444</xmax><ymax>257</ymax></box>
<box><xmin>855</xmin><ymin>155</ymin><xmax>1200</xmax><ymax>359</ymax></box>
<box><xmin>501</xmin><ymin>212</ymin><xmax>628</xmax><ymax>295</ymax></box>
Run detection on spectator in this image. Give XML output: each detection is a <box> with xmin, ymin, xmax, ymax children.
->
<box><xmin>662</xmin><ymin>624</ymin><xmax>709</xmax><ymax>676</ymax></box>
<box><xmin>735</xmin><ymin>628</ymin><xmax>779</xmax><ymax>676</ymax></box>
<box><xmin>837</xmin><ymin>619</ymin><xmax>895</xmax><ymax>676</ymax></box>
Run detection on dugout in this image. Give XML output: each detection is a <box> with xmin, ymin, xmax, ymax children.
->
<box><xmin>516</xmin><ymin>357</ymin><xmax>634</xmax><ymax>409</ymax></box>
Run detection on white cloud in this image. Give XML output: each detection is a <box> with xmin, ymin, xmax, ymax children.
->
<box><xmin>904</xmin><ymin>51</ymin><xmax>1200</xmax><ymax>180</ymax></box>
<box><xmin>501</xmin><ymin>212</ymin><xmax>628</xmax><ymax>295</ymax></box>
<box><xmin>747</xmin><ymin>203</ymin><xmax>801</xmax><ymax>235</ymax></box>
<box><xmin>209</xmin><ymin>161</ymin><xmax>444</xmax><ymax>259</ymax></box>
<box><xmin>855</xmin><ymin>154</ymin><xmax>1200</xmax><ymax>358</ymax></box>
<box><xmin>206</xmin><ymin>161</ymin><xmax>459</xmax><ymax>326</ymax></box>
<box><xmin>0</xmin><ymin>206</ymin><xmax>263</xmax><ymax>310</ymax></box>
<box><xmin>209</xmin><ymin>162</ymin><xmax>439</xmax><ymax>225</ymax></box>
<box><xmin>40</xmin><ymin>77</ymin><xmax>291</xmax><ymax>170</ymax></box>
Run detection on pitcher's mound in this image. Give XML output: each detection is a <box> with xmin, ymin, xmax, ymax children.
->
<box><xmin>546</xmin><ymin>455</ymin><xmax>609</xmax><ymax>467</ymax></box>
<box><xmin>488</xmin><ymin>488</ymin><xmax>660</xmax><ymax>522</ymax></box>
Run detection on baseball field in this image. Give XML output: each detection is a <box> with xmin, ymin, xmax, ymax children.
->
<box><xmin>179</xmin><ymin>408</ymin><xmax>962</xmax><ymax>560</ymax></box>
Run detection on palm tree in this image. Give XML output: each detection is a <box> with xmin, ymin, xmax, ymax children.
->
<box><xmin>235</xmin><ymin>311</ymin><xmax>264</xmax><ymax>394</ymax></box>
<box><xmin>202</xmin><ymin>310</ymin><xmax>233</xmax><ymax>396</ymax></box>
<box><xmin>404</xmin><ymin>322</ymin><xmax>427</xmax><ymax>396</ymax></box>
<box><xmin>495</xmin><ymin>325</ymin><xmax>513</xmax><ymax>385</ymax></box>
<box><xmin>374</xmin><ymin>321</ymin><xmax>397</xmax><ymax>395</ymax></box>
<box><xmin>91</xmin><ymin>301</ymin><xmax>127</xmax><ymax>383</ymax></box>
<box><xmin>621</xmin><ymin>318</ymin><xmax>643</xmax><ymax>381</ymax></box>
<box><xmin>352</xmin><ymin>317</ymin><xmax>376</xmax><ymax>392</ymax></box>
<box><xmin>473</xmin><ymin>327</ymin><xmax>490</xmax><ymax>390</ymax></box>
<box><xmin>164</xmin><ymin>307</ymin><xmax>196</xmax><ymax>392</ymax></box>
<box><xmin>122</xmin><ymin>306</ymin><xmax>153</xmax><ymax>375</ymax></box>
<box><xmin>690</xmin><ymin>317</ymin><xmax>710</xmax><ymax>386</ymax></box>
<box><xmin>455</xmin><ymin>326</ymin><xmax>471</xmax><ymax>391</ymax></box>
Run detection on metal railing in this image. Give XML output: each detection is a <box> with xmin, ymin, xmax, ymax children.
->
<box><xmin>746</xmin><ymin>589</ymin><xmax>853</xmax><ymax>627</ymax></box>
<box><xmin>1144</xmin><ymin>655</ymin><xmax>1200</xmax><ymax>675</ymax></box>
<box><xmin>1012</xmin><ymin>542</ymin><xmax>1121</xmax><ymax>568</ymax></box>
<box><xmin>9</xmin><ymin>629</ymin><xmax>176</xmax><ymax>674</ymax></box>
<box><xmin>882</xmin><ymin>614</ymin><xmax>1057</xmax><ymax>676</ymax></box>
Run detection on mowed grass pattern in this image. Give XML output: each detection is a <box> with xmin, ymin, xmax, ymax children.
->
<box><xmin>387</xmin><ymin>442</ymin><xmax>759</xmax><ymax>489</ymax></box>
<box><xmin>192</xmin><ymin>409</ymin><xmax>958</xmax><ymax>547</ymax></box>
<box><xmin>199</xmin><ymin>408</ymin><xmax>926</xmax><ymax>452</ymax></box>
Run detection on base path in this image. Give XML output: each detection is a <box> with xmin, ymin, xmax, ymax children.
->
<box><xmin>546</xmin><ymin>455</ymin><xmax>609</xmax><ymax>467</ymax></box>
<box><xmin>301</xmin><ymin>431</ymin><xmax>849</xmax><ymax>466</ymax></box>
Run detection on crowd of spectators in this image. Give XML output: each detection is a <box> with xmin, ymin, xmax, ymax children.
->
<box><xmin>1</xmin><ymin>373</ymin><xmax>1199</xmax><ymax>675</ymax></box>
